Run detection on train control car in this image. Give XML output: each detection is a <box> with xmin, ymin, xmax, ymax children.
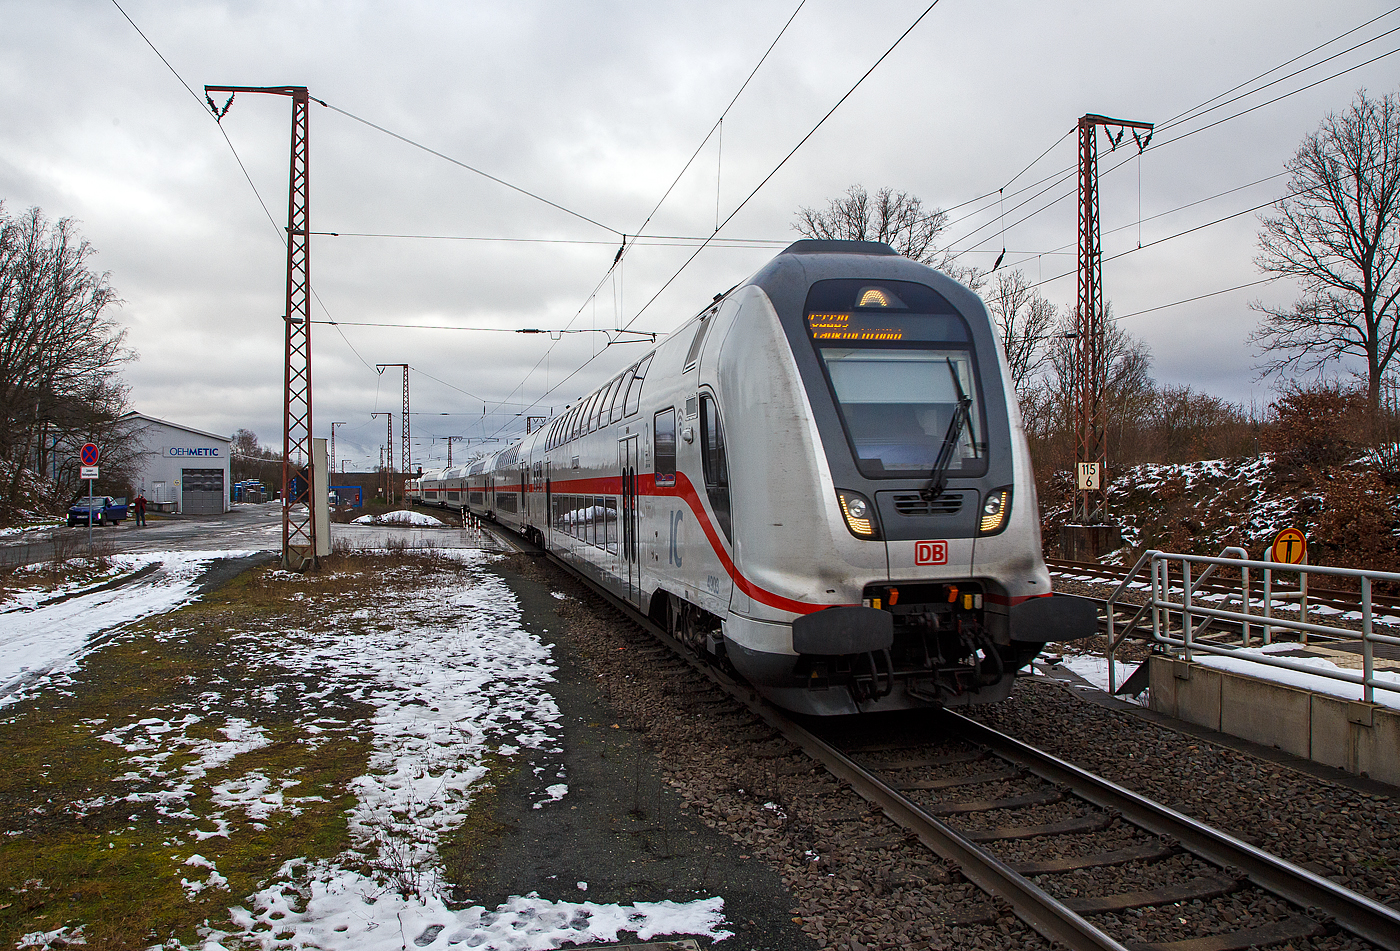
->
<box><xmin>417</xmin><ymin>466</ymin><xmax>461</xmax><ymax>510</ymax></box>
<box><xmin>470</xmin><ymin>239</ymin><xmax>1095</xmax><ymax>715</ymax></box>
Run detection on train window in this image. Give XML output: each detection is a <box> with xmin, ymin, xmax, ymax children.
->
<box><xmin>625</xmin><ymin>354</ymin><xmax>652</xmax><ymax>416</ymax></box>
<box><xmin>699</xmin><ymin>394</ymin><xmax>731</xmax><ymax>541</ymax></box>
<box><xmin>605</xmin><ymin>375</ymin><xmax>624</xmax><ymax>424</ymax></box>
<box><xmin>596</xmin><ymin>378</ymin><xmax>617</xmax><ymax>430</ymax></box>
<box><xmin>803</xmin><ymin>278</ymin><xmax>987</xmax><ymax>480</ymax></box>
<box><xmin>610</xmin><ymin>369</ymin><xmax>634</xmax><ymax>424</ymax></box>
<box><xmin>588</xmin><ymin>387</ymin><xmax>606</xmax><ymax>432</ymax></box>
<box><xmin>605</xmin><ymin>499</ymin><xmax>618</xmax><ymax>553</ymax></box>
<box><xmin>574</xmin><ymin>399</ymin><xmax>589</xmax><ymax>438</ymax></box>
<box><xmin>653</xmin><ymin>409</ymin><xmax>676</xmax><ymax>487</ymax></box>
<box><xmin>684</xmin><ymin>314</ymin><xmax>712</xmax><ymax>369</ymax></box>
<box><xmin>577</xmin><ymin>398</ymin><xmax>592</xmax><ymax>437</ymax></box>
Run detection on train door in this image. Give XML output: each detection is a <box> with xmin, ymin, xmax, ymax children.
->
<box><xmin>544</xmin><ymin>460</ymin><xmax>552</xmax><ymax>546</ymax></box>
<box><xmin>619</xmin><ymin>434</ymin><xmax>641</xmax><ymax>606</ymax></box>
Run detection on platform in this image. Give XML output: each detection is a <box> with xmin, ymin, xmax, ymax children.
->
<box><xmin>1149</xmin><ymin>655</ymin><xmax>1400</xmax><ymax>787</ymax></box>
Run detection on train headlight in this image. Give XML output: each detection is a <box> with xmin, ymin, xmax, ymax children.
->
<box><xmin>978</xmin><ymin>487</ymin><xmax>1012</xmax><ymax>535</ymax></box>
<box><xmin>836</xmin><ymin>490</ymin><xmax>879</xmax><ymax>539</ymax></box>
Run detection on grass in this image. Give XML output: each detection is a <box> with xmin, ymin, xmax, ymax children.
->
<box><xmin>0</xmin><ymin>550</ymin><xmax>499</xmax><ymax>950</ymax></box>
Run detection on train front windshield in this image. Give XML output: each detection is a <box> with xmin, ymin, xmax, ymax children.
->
<box><xmin>804</xmin><ymin>279</ymin><xmax>987</xmax><ymax>480</ymax></box>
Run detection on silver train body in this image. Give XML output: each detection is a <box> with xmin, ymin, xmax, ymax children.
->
<box><xmin>419</xmin><ymin>240</ymin><xmax>1094</xmax><ymax>715</ymax></box>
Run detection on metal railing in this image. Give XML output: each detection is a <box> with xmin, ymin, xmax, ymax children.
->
<box><xmin>1105</xmin><ymin>549</ymin><xmax>1400</xmax><ymax>705</ymax></box>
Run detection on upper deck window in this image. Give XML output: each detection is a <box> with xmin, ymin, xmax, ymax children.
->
<box><xmin>804</xmin><ymin>279</ymin><xmax>986</xmax><ymax>480</ymax></box>
<box><xmin>625</xmin><ymin>354</ymin><xmax>653</xmax><ymax>416</ymax></box>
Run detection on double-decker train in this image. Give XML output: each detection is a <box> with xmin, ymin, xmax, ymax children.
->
<box><xmin>415</xmin><ymin>240</ymin><xmax>1094</xmax><ymax>715</ymax></box>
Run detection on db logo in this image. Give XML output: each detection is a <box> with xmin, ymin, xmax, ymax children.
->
<box><xmin>914</xmin><ymin>540</ymin><xmax>948</xmax><ymax>565</ymax></box>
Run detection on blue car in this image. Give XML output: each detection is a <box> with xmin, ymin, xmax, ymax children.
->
<box><xmin>68</xmin><ymin>496</ymin><xmax>128</xmax><ymax>526</ymax></box>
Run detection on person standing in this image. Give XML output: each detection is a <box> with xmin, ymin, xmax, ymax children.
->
<box><xmin>133</xmin><ymin>492</ymin><xmax>147</xmax><ymax>527</ymax></box>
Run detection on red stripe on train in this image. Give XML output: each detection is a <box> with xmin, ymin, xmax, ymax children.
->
<box><xmin>548</xmin><ymin>471</ymin><xmax>821</xmax><ymax>615</ymax></box>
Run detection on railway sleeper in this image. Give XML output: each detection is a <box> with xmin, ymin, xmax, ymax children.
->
<box><xmin>1059</xmin><ymin>872</ymin><xmax>1242</xmax><ymax>914</ymax></box>
<box><xmin>1125</xmin><ymin>914</ymin><xmax>1326</xmax><ymax>951</ymax></box>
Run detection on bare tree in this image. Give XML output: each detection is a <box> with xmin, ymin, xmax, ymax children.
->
<box><xmin>1041</xmin><ymin>311</ymin><xmax>1155</xmax><ymax>466</ymax></box>
<box><xmin>231</xmin><ymin>428</ymin><xmax>282</xmax><ymax>487</ymax></box>
<box><xmin>1251</xmin><ymin>88</ymin><xmax>1400</xmax><ymax>429</ymax></box>
<box><xmin>795</xmin><ymin>185</ymin><xmax>949</xmax><ymax>264</ymax></box>
<box><xmin>986</xmin><ymin>269</ymin><xmax>1058</xmax><ymax>396</ymax></box>
<box><xmin>0</xmin><ymin>204</ymin><xmax>132</xmax><ymax>511</ymax></box>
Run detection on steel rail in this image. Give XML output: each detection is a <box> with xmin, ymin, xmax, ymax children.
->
<box><xmin>526</xmin><ymin>535</ymin><xmax>1132</xmax><ymax>950</ymax></box>
<box><xmin>499</xmin><ymin>528</ymin><xmax>1398</xmax><ymax>950</ymax></box>
<box><xmin>1049</xmin><ymin>557</ymin><xmax>1400</xmax><ymax>613</ymax></box>
<box><xmin>732</xmin><ymin>694</ymin><xmax>1134</xmax><ymax>951</ymax></box>
<box><xmin>946</xmin><ymin>710</ymin><xmax>1400</xmax><ymax>951</ymax></box>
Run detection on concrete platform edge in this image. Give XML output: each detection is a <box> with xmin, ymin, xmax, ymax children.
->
<box><xmin>1149</xmin><ymin>656</ymin><xmax>1399</xmax><ymax>788</ymax></box>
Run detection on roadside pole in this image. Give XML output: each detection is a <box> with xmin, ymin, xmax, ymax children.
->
<box><xmin>80</xmin><ymin>443</ymin><xmax>100</xmax><ymax>560</ymax></box>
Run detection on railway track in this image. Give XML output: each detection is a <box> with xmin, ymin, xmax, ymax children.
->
<box><xmin>1048</xmin><ymin>557</ymin><xmax>1400</xmax><ymax>619</ymax></box>
<box><xmin>507</xmin><ymin>530</ymin><xmax>1400</xmax><ymax>951</ymax></box>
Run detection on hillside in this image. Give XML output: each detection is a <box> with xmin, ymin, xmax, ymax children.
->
<box><xmin>1039</xmin><ymin>453</ymin><xmax>1400</xmax><ymax>571</ymax></box>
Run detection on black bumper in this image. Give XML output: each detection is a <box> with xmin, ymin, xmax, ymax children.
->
<box><xmin>792</xmin><ymin>606</ymin><xmax>894</xmax><ymax>655</ymax></box>
<box><xmin>1009</xmin><ymin>594</ymin><xmax>1100</xmax><ymax>643</ymax></box>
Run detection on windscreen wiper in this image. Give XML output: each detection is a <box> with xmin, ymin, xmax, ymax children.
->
<box><xmin>921</xmin><ymin>359</ymin><xmax>973</xmax><ymax>502</ymax></box>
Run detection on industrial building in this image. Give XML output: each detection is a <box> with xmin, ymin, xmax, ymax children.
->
<box><xmin>120</xmin><ymin>412</ymin><xmax>232</xmax><ymax>515</ymax></box>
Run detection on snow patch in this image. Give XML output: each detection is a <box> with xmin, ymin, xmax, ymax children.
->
<box><xmin>0</xmin><ymin>550</ymin><xmax>258</xmax><ymax>708</ymax></box>
<box><xmin>352</xmin><ymin>510</ymin><xmax>446</xmax><ymax>527</ymax></box>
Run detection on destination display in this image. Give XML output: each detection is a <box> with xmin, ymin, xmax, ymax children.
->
<box><xmin>806</xmin><ymin>310</ymin><xmax>969</xmax><ymax>344</ymax></box>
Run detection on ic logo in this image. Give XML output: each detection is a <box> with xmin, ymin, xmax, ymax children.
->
<box><xmin>914</xmin><ymin>540</ymin><xmax>947</xmax><ymax>565</ymax></box>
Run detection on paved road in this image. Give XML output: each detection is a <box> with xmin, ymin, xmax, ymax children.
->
<box><xmin>1</xmin><ymin>504</ymin><xmax>505</xmax><ymax>567</ymax></box>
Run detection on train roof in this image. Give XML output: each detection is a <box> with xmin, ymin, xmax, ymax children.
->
<box><xmin>779</xmin><ymin>239</ymin><xmax>898</xmax><ymax>256</ymax></box>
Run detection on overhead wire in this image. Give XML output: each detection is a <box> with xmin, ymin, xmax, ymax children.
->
<box><xmin>110</xmin><ymin>0</ymin><xmax>380</xmax><ymax>376</ymax></box>
<box><xmin>479</xmin><ymin>0</ymin><xmax>816</xmax><ymax>437</ymax></box>
<box><xmin>618</xmin><ymin>0</ymin><xmax>947</xmax><ymax>337</ymax></box>
<box><xmin>1156</xmin><ymin>10</ymin><xmax>1400</xmax><ymax>133</ymax></box>
<box><xmin>943</xmin><ymin>37</ymin><xmax>1400</xmax><ymax>264</ymax></box>
<box><xmin>316</xmin><ymin>100</ymin><xmax>623</xmax><ymax>236</ymax></box>
<box><xmin>629</xmin><ymin>0</ymin><xmax>809</xmax><ymax>244</ymax></box>
<box><xmin>484</xmin><ymin>0</ymin><xmax>948</xmax><ymax>443</ymax></box>
<box><xmin>308</xmin><ymin>231</ymin><xmax>787</xmax><ymax>247</ymax></box>
<box><xmin>938</xmin><ymin>9</ymin><xmax>1400</xmax><ymax>263</ymax></box>
<box><xmin>1114</xmin><ymin>277</ymin><xmax>1282</xmax><ymax>321</ymax></box>
<box><xmin>995</xmin><ymin>168</ymin><xmax>1291</xmax><ymax>274</ymax></box>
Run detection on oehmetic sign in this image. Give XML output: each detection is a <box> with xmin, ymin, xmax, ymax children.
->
<box><xmin>163</xmin><ymin>446</ymin><xmax>222</xmax><ymax>457</ymax></box>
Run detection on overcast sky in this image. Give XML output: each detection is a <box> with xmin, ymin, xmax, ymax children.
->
<box><xmin>3</xmin><ymin>0</ymin><xmax>1397</xmax><ymax>470</ymax></box>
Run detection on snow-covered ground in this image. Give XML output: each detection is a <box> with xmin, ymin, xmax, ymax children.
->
<box><xmin>9</xmin><ymin>548</ymin><xmax>732</xmax><ymax>950</ymax></box>
<box><xmin>1036</xmin><ymin>652</ymin><xmax>1147</xmax><ymax>706</ymax></box>
<box><xmin>1195</xmin><ymin>642</ymin><xmax>1400</xmax><ymax>710</ymax></box>
<box><xmin>1042</xmin><ymin>645</ymin><xmax>1400</xmax><ymax>712</ymax></box>
<box><xmin>352</xmin><ymin>510</ymin><xmax>447</xmax><ymax>527</ymax></box>
<box><xmin>0</xmin><ymin>550</ymin><xmax>257</xmax><ymax>708</ymax></box>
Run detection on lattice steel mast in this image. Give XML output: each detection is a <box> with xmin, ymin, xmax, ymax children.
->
<box><xmin>372</xmin><ymin>412</ymin><xmax>393</xmax><ymax>502</ymax></box>
<box><xmin>329</xmin><ymin>421</ymin><xmax>346</xmax><ymax>475</ymax></box>
<box><xmin>1073</xmin><ymin>113</ymin><xmax>1152</xmax><ymax>526</ymax></box>
<box><xmin>377</xmin><ymin>364</ymin><xmax>410</xmax><ymax>482</ymax></box>
<box><xmin>205</xmin><ymin>84</ymin><xmax>317</xmax><ymax>570</ymax></box>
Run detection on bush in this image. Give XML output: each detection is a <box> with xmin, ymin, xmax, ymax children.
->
<box><xmin>1312</xmin><ymin>467</ymin><xmax>1398</xmax><ymax>573</ymax></box>
<box><xmin>1264</xmin><ymin>381</ymin><xmax>1365</xmax><ymax>468</ymax></box>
